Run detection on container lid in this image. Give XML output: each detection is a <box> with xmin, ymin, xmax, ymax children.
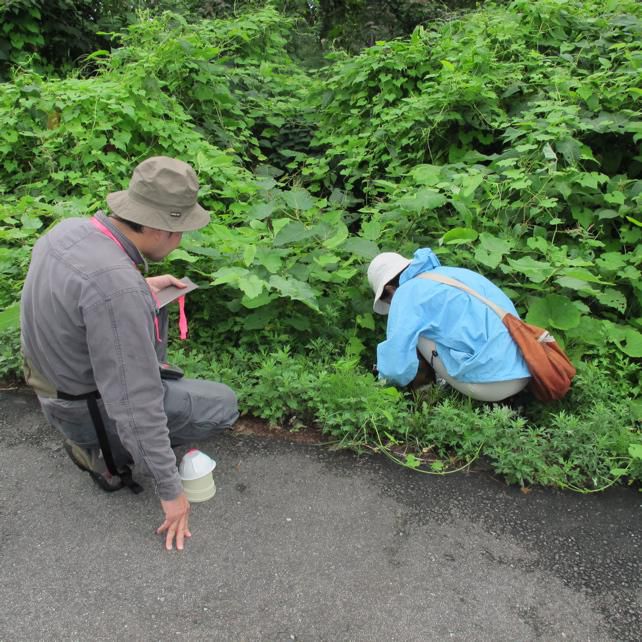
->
<box><xmin>179</xmin><ymin>449</ymin><xmax>216</xmax><ymax>481</ymax></box>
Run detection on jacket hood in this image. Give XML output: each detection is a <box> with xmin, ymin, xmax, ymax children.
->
<box><xmin>399</xmin><ymin>248</ymin><xmax>442</xmax><ymax>284</ymax></box>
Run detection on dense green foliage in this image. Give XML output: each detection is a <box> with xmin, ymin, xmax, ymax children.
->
<box><xmin>0</xmin><ymin>0</ymin><xmax>476</xmax><ymax>79</ymax></box>
<box><xmin>0</xmin><ymin>0</ymin><xmax>640</xmax><ymax>490</ymax></box>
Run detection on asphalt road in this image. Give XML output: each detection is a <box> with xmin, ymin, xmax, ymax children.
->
<box><xmin>0</xmin><ymin>388</ymin><xmax>640</xmax><ymax>642</ymax></box>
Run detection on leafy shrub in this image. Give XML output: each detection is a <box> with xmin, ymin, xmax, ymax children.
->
<box><xmin>0</xmin><ymin>329</ymin><xmax>22</xmax><ymax>382</ymax></box>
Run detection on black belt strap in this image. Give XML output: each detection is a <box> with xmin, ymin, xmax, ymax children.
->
<box><xmin>57</xmin><ymin>390</ymin><xmax>143</xmax><ymax>494</ymax></box>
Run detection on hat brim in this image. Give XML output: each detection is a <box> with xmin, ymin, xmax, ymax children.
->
<box><xmin>373</xmin><ymin>298</ymin><xmax>391</xmax><ymax>315</ymax></box>
<box><xmin>372</xmin><ymin>262</ymin><xmax>409</xmax><ymax>315</ymax></box>
<box><xmin>107</xmin><ymin>190</ymin><xmax>210</xmax><ymax>232</ymax></box>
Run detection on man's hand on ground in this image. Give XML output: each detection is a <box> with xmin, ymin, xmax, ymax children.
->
<box><xmin>157</xmin><ymin>493</ymin><xmax>191</xmax><ymax>551</ymax></box>
<box><xmin>146</xmin><ymin>274</ymin><xmax>187</xmax><ymax>294</ymax></box>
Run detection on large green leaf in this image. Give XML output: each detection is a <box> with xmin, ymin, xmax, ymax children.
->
<box><xmin>256</xmin><ymin>248</ymin><xmax>286</xmax><ymax>273</ymax></box>
<box><xmin>479</xmin><ymin>233</ymin><xmax>512</xmax><ymax>254</ymax></box>
<box><xmin>168</xmin><ymin>249</ymin><xmax>199</xmax><ymax>263</ymax></box>
<box><xmin>243</xmin><ymin>244</ymin><xmax>256</xmax><ymax>267</ymax></box>
<box><xmin>526</xmin><ymin>295</ymin><xmax>581</xmax><ymax>330</ymax></box>
<box><xmin>241</xmin><ymin>290</ymin><xmax>273</xmax><ymax>309</ymax></box>
<box><xmin>322</xmin><ymin>221</ymin><xmax>349</xmax><ymax>249</ymax></box>
<box><xmin>460</xmin><ymin>173</ymin><xmax>484</xmax><ymax>198</ymax></box>
<box><xmin>399</xmin><ymin>188</ymin><xmax>447</xmax><ymax>212</ymax></box>
<box><xmin>273</xmin><ymin>220</ymin><xmax>314</xmax><ymax>246</ymax></box>
<box><xmin>0</xmin><ymin>301</ymin><xmax>20</xmax><ymax>332</ymax></box>
<box><xmin>440</xmin><ymin>227</ymin><xmax>478</xmax><ymax>245</ymax></box>
<box><xmin>561</xmin><ymin>269</ymin><xmax>612</xmax><ymax>285</ymax></box>
<box><xmin>238</xmin><ymin>274</ymin><xmax>266</xmax><ymax>300</ymax></box>
<box><xmin>341</xmin><ymin>237</ymin><xmax>380</xmax><ymax>259</ymax></box>
<box><xmin>596</xmin><ymin>288</ymin><xmax>627</xmax><ymax>314</ymax></box>
<box><xmin>555</xmin><ymin>277</ymin><xmax>600</xmax><ymax>294</ymax></box>
<box><xmin>20</xmin><ymin>215</ymin><xmax>42</xmax><ymax>230</ymax></box>
<box><xmin>269</xmin><ymin>275</ymin><xmax>319</xmax><ymax>311</ymax></box>
<box><xmin>360</xmin><ymin>219</ymin><xmax>381</xmax><ymax>241</ymax></box>
<box><xmin>247</xmin><ymin>202</ymin><xmax>275</xmax><ymax>220</ymax></box>
<box><xmin>608</xmin><ymin>325</ymin><xmax>642</xmax><ymax>358</ymax></box>
<box><xmin>507</xmin><ymin>257</ymin><xmax>555</xmax><ymax>283</ymax></box>
<box><xmin>211</xmin><ymin>266</ymin><xmax>249</xmax><ymax>285</ymax></box>
<box><xmin>475</xmin><ymin>247</ymin><xmax>502</xmax><ymax>268</ymax></box>
<box><xmin>595</xmin><ymin>252</ymin><xmax>627</xmax><ymax>272</ymax></box>
<box><xmin>475</xmin><ymin>233</ymin><xmax>512</xmax><ymax>268</ymax></box>
<box><xmin>410</xmin><ymin>164</ymin><xmax>442</xmax><ymax>186</ymax></box>
<box><xmin>619</xmin><ymin>329</ymin><xmax>642</xmax><ymax>358</ymax></box>
<box><xmin>282</xmin><ymin>187</ymin><xmax>315</xmax><ymax>211</ymax></box>
<box><xmin>555</xmin><ymin>137</ymin><xmax>582</xmax><ymax>164</ymax></box>
<box><xmin>565</xmin><ymin>317</ymin><xmax>607</xmax><ymax>347</ymax></box>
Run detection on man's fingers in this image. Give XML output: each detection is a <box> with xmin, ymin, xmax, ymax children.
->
<box><xmin>176</xmin><ymin>513</ymin><xmax>192</xmax><ymax>550</ymax></box>
<box><xmin>159</xmin><ymin>493</ymin><xmax>191</xmax><ymax>551</ymax></box>
<box><xmin>176</xmin><ymin>523</ymin><xmax>185</xmax><ymax>551</ymax></box>
<box><xmin>165</xmin><ymin>524</ymin><xmax>177</xmax><ymax>551</ymax></box>
<box><xmin>146</xmin><ymin>274</ymin><xmax>187</xmax><ymax>292</ymax></box>
<box><xmin>166</xmin><ymin>275</ymin><xmax>187</xmax><ymax>288</ymax></box>
<box><xmin>158</xmin><ymin>519</ymin><xmax>190</xmax><ymax>550</ymax></box>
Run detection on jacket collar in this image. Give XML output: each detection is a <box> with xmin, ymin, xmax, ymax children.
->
<box><xmin>95</xmin><ymin>211</ymin><xmax>148</xmax><ymax>272</ymax></box>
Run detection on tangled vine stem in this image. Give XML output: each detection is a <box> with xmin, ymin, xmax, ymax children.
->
<box><xmin>372</xmin><ymin>423</ymin><xmax>484</xmax><ymax>476</ymax></box>
<box><xmin>557</xmin><ymin>465</ymin><xmax>633</xmax><ymax>494</ymax></box>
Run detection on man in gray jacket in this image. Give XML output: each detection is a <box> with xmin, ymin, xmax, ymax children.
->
<box><xmin>20</xmin><ymin>156</ymin><xmax>238</xmax><ymax>551</ymax></box>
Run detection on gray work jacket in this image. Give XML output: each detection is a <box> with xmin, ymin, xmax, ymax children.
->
<box><xmin>20</xmin><ymin>212</ymin><xmax>182</xmax><ymax>500</ymax></box>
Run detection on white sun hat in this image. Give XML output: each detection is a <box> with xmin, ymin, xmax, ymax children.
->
<box><xmin>367</xmin><ymin>252</ymin><xmax>411</xmax><ymax>315</ymax></box>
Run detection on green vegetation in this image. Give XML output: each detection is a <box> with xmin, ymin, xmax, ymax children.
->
<box><xmin>0</xmin><ymin>0</ymin><xmax>640</xmax><ymax>490</ymax></box>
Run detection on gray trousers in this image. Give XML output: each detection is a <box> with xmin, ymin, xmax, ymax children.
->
<box><xmin>38</xmin><ymin>308</ymin><xmax>238</xmax><ymax>466</ymax></box>
<box><xmin>39</xmin><ymin>378</ymin><xmax>239</xmax><ymax>467</ymax></box>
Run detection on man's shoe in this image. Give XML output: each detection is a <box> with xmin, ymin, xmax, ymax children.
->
<box><xmin>63</xmin><ymin>440</ymin><xmax>123</xmax><ymax>492</ymax></box>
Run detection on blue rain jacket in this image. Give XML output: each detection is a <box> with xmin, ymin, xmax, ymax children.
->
<box><xmin>377</xmin><ymin>248</ymin><xmax>531</xmax><ymax>386</ymax></box>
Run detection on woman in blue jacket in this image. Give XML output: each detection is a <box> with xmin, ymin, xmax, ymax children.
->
<box><xmin>367</xmin><ymin>248</ymin><xmax>531</xmax><ymax>402</ymax></box>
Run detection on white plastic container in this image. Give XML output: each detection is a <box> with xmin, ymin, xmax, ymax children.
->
<box><xmin>179</xmin><ymin>449</ymin><xmax>217</xmax><ymax>503</ymax></box>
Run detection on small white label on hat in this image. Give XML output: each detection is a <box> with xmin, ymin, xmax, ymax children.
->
<box><xmin>170</xmin><ymin>211</ymin><xmax>182</xmax><ymax>217</ymax></box>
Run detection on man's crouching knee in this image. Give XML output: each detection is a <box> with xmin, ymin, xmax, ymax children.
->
<box><xmin>167</xmin><ymin>378</ymin><xmax>239</xmax><ymax>440</ymax></box>
<box><xmin>207</xmin><ymin>381</ymin><xmax>239</xmax><ymax>430</ymax></box>
<box><xmin>191</xmin><ymin>380</ymin><xmax>239</xmax><ymax>432</ymax></box>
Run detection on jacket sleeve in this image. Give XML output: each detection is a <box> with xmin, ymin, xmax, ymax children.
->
<box><xmin>82</xmin><ymin>284</ymin><xmax>183</xmax><ymax>500</ymax></box>
<box><xmin>376</xmin><ymin>285</ymin><xmax>429</xmax><ymax>387</ymax></box>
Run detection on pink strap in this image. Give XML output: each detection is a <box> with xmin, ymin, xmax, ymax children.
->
<box><xmin>92</xmin><ymin>216</ymin><xmax>164</xmax><ymax>342</ymax></box>
<box><xmin>91</xmin><ymin>217</ymin><xmax>129</xmax><ymax>256</ymax></box>
<box><xmin>91</xmin><ymin>215</ymin><xmax>189</xmax><ymax>343</ymax></box>
<box><xmin>178</xmin><ymin>295</ymin><xmax>188</xmax><ymax>340</ymax></box>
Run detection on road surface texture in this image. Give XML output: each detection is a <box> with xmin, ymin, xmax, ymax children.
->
<box><xmin>1</xmin><ymin>388</ymin><xmax>639</xmax><ymax>641</ymax></box>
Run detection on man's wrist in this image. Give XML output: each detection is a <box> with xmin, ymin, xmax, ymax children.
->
<box><xmin>156</xmin><ymin>473</ymin><xmax>183</xmax><ymax>501</ymax></box>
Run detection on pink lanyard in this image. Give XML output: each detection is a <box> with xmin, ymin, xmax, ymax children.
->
<box><xmin>91</xmin><ymin>216</ymin><xmax>189</xmax><ymax>341</ymax></box>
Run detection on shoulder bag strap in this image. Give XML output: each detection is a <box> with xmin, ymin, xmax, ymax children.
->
<box><xmin>417</xmin><ymin>272</ymin><xmax>509</xmax><ymax>320</ymax></box>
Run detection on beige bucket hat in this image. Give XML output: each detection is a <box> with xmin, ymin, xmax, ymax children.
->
<box><xmin>367</xmin><ymin>252</ymin><xmax>411</xmax><ymax>315</ymax></box>
<box><xmin>107</xmin><ymin>156</ymin><xmax>210</xmax><ymax>232</ymax></box>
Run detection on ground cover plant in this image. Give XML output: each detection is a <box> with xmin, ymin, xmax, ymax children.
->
<box><xmin>0</xmin><ymin>0</ymin><xmax>640</xmax><ymax>491</ymax></box>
